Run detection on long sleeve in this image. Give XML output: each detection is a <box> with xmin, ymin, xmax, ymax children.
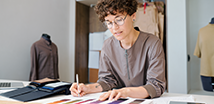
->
<box><xmin>97</xmin><ymin>51</ymin><xmax>119</xmax><ymax>91</ymax></box>
<box><xmin>143</xmin><ymin>39</ymin><xmax>166</xmax><ymax>98</ymax></box>
<box><xmin>29</xmin><ymin>43</ymin><xmax>38</xmax><ymax>81</ymax></box>
<box><xmin>53</xmin><ymin>44</ymin><xmax>59</xmax><ymax>79</ymax></box>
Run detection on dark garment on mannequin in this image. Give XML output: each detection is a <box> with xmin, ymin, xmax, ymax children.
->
<box><xmin>201</xmin><ymin>75</ymin><xmax>214</xmax><ymax>92</ymax></box>
<box><xmin>42</xmin><ymin>34</ymin><xmax>52</xmax><ymax>44</ymax></box>
<box><xmin>210</xmin><ymin>17</ymin><xmax>214</xmax><ymax>24</ymax></box>
<box><xmin>29</xmin><ymin>37</ymin><xmax>59</xmax><ymax>81</ymax></box>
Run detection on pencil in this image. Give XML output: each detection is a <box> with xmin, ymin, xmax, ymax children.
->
<box><xmin>76</xmin><ymin>74</ymin><xmax>80</xmax><ymax>97</ymax></box>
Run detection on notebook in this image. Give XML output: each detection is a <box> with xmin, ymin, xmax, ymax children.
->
<box><xmin>0</xmin><ymin>82</ymin><xmax>24</xmax><ymax>90</ymax></box>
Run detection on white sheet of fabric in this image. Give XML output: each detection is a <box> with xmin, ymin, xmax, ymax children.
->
<box><xmin>152</xmin><ymin>95</ymin><xmax>195</xmax><ymax>104</ymax></box>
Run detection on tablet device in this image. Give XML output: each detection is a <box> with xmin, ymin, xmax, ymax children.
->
<box><xmin>169</xmin><ymin>101</ymin><xmax>205</xmax><ymax>104</ymax></box>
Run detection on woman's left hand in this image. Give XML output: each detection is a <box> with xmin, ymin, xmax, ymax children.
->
<box><xmin>98</xmin><ymin>88</ymin><xmax>128</xmax><ymax>101</ymax></box>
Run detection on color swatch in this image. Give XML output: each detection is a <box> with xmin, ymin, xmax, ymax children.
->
<box><xmin>108</xmin><ymin>98</ymin><xmax>127</xmax><ymax>104</ymax></box>
<box><xmin>47</xmin><ymin>99</ymin><xmax>70</xmax><ymax>104</ymax></box>
<box><xmin>74</xmin><ymin>99</ymin><xmax>94</xmax><ymax>104</ymax></box>
<box><xmin>89</xmin><ymin>100</ymin><xmax>105</xmax><ymax>104</ymax></box>
<box><xmin>129</xmin><ymin>99</ymin><xmax>145</xmax><ymax>104</ymax></box>
<box><xmin>47</xmin><ymin>98</ymin><xmax>145</xmax><ymax>104</ymax></box>
<box><xmin>63</xmin><ymin>99</ymin><xmax>82</xmax><ymax>104</ymax></box>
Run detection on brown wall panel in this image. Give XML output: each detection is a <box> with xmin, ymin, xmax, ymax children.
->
<box><xmin>89</xmin><ymin>7</ymin><xmax>107</xmax><ymax>33</ymax></box>
<box><xmin>75</xmin><ymin>2</ymin><xmax>89</xmax><ymax>83</ymax></box>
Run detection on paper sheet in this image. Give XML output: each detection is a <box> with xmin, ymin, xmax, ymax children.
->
<box><xmin>88</xmin><ymin>51</ymin><xmax>100</xmax><ymax>68</ymax></box>
<box><xmin>44</xmin><ymin>93</ymin><xmax>152</xmax><ymax>104</ymax></box>
<box><xmin>89</xmin><ymin>32</ymin><xmax>105</xmax><ymax>50</ymax></box>
<box><xmin>152</xmin><ymin>95</ymin><xmax>195</xmax><ymax>104</ymax></box>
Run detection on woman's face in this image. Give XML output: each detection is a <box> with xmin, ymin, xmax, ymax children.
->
<box><xmin>104</xmin><ymin>12</ymin><xmax>136</xmax><ymax>41</ymax></box>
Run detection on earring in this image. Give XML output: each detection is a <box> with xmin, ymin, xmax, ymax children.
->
<box><xmin>133</xmin><ymin>19</ymin><xmax>135</xmax><ymax>22</ymax></box>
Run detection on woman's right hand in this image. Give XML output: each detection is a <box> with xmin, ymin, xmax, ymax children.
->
<box><xmin>69</xmin><ymin>83</ymin><xmax>89</xmax><ymax>97</ymax></box>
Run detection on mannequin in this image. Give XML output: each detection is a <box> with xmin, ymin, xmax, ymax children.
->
<box><xmin>42</xmin><ymin>33</ymin><xmax>51</xmax><ymax>44</ymax></box>
<box><xmin>29</xmin><ymin>34</ymin><xmax>59</xmax><ymax>81</ymax></box>
<box><xmin>194</xmin><ymin>20</ymin><xmax>214</xmax><ymax>92</ymax></box>
<box><xmin>210</xmin><ymin>17</ymin><xmax>214</xmax><ymax>24</ymax></box>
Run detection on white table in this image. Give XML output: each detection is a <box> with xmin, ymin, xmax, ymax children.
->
<box><xmin>0</xmin><ymin>79</ymin><xmax>214</xmax><ymax>104</ymax></box>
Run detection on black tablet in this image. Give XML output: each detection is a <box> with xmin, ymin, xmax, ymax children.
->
<box><xmin>169</xmin><ymin>101</ymin><xmax>205</xmax><ymax>104</ymax></box>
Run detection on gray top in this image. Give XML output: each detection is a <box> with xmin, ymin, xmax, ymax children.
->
<box><xmin>97</xmin><ymin>31</ymin><xmax>166</xmax><ymax>98</ymax></box>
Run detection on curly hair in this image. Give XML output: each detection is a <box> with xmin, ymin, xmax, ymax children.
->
<box><xmin>94</xmin><ymin>0</ymin><xmax>138</xmax><ymax>22</ymax></box>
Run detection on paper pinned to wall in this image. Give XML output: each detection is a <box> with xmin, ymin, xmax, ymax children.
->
<box><xmin>88</xmin><ymin>31</ymin><xmax>112</xmax><ymax>69</ymax></box>
<box><xmin>89</xmin><ymin>30</ymin><xmax>113</xmax><ymax>51</ymax></box>
<box><xmin>88</xmin><ymin>51</ymin><xmax>99</xmax><ymax>69</ymax></box>
<box><xmin>89</xmin><ymin>32</ymin><xmax>105</xmax><ymax>50</ymax></box>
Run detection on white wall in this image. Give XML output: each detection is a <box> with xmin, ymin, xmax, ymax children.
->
<box><xmin>186</xmin><ymin>0</ymin><xmax>214</xmax><ymax>91</ymax></box>
<box><xmin>67</xmin><ymin>0</ymin><xmax>76</xmax><ymax>83</ymax></box>
<box><xmin>167</xmin><ymin>0</ymin><xmax>188</xmax><ymax>94</ymax></box>
<box><xmin>167</xmin><ymin>0</ymin><xmax>214</xmax><ymax>94</ymax></box>
<box><xmin>0</xmin><ymin>0</ymin><xmax>75</xmax><ymax>82</ymax></box>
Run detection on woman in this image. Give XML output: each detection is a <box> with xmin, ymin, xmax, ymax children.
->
<box><xmin>70</xmin><ymin>0</ymin><xmax>166</xmax><ymax>101</ymax></box>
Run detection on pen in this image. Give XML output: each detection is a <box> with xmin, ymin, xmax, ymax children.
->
<box><xmin>76</xmin><ymin>74</ymin><xmax>80</xmax><ymax>97</ymax></box>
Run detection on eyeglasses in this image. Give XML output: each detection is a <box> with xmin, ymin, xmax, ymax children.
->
<box><xmin>103</xmin><ymin>14</ymin><xmax>127</xmax><ymax>29</ymax></box>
